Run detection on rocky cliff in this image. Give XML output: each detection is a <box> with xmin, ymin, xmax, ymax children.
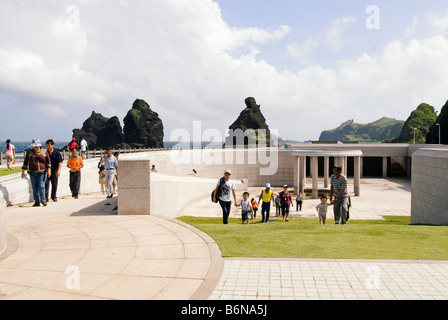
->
<box><xmin>123</xmin><ymin>99</ymin><xmax>164</xmax><ymax>148</ymax></box>
<box><xmin>73</xmin><ymin>112</ymin><xmax>125</xmax><ymax>149</ymax></box>
<box><xmin>225</xmin><ymin>97</ymin><xmax>272</xmax><ymax>147</ymax></box>
<box><xmin>73</xmin><ymin>99</ymin><xmax>164</xmax><ymax>149</ymax></box>
<box><xmin>390</xmin><ymin>103</ymin><xmax>437</xmax><ymax>144</ymax></box>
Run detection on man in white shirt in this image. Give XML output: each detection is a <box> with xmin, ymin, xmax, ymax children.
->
<box><xmin>80</xmin><ymin>137</ymin><xmax>88</xmax><ymax>159</ymax></box>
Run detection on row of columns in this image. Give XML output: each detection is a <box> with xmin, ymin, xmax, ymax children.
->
<box><xmin>294</xmin><ymin>156</ymin><xmax>361</xmax><ymax>199</ymax></box>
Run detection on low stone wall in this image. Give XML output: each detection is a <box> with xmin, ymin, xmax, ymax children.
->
<box><xmin>0</xmin><ymin>158</ymin><xmax>105</xmax><ymax>206</ymax></box>
<box><xmin>0</xmin><ymin>198</ymin><xmax>6</xmax><ymax>256</ymax></box>
<box><xmin>411</xmin><ymin>148</ymin><xmax>448</xmax><ymax>226</ymax></box>
<box><xmin>118</xmin><ymin>158</ymin><xmax>249</xmax><ymax>218</ymax></box>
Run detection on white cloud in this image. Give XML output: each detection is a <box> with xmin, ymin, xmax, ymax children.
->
<box><xmin>325</xmin><ymin>17</ymin><xmax>357</xmax><ymax>51</ymax></box>
<box><xmin>0</xmin><ymin>0</ymin><xmax>447</xmax><ymax>143</ymax></box>
<box><xmin>286</xmin><ymin>38</ymin><xmax>318</xmax><ymax>65</ymax></box>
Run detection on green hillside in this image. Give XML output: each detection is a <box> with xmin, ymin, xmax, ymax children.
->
<box><xmin>319</xmin><ymin>117</ymin><xmax>405</xmax><ymax>143</ymax></box>
<box><xmin>391</xmin><ymin>103</ymin><xmax>437</xmax><ymax>144</ymax></box>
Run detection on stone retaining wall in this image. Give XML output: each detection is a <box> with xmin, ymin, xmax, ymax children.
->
<box><xmin>0</xmin><ymin>198</ymin><xmax>6</xmax><ymax>256</ymax></box>
<box><xmin>411</xmin><ymin>148</ymin><xmax>448</xmax><ymax>226</ymax></box>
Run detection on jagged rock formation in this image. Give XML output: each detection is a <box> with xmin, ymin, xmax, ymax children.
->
<box><xmin>391</xmin><ymin>103</ymin><xmax>437</xmax><ymax>144</ymax></box>
<box><xmin>123</xmin><ymin>99</ymin><xmax>164</xmax><ymax>148</ymax></box>
<box><xmin>319</xmin><ymin>117</ymin><xmax>404</xmax><ymax>143</ymax></box>
<box><xmin>426</xmin><ymin>100</ymin><xmax>448</xmax><ymax>145</ymax></box>
<box><xmin>225</xmin><ymin>97</ymin><xmax>272</xmax><ymax>147</ymax></box>
<box><xmin>73</xmin><ymin>112</ymin><xmax>125</xmax><ymax>149</ymax></box>
<box><xmin>72</xmin><ymin>99</ymin><xmax>164</xmax><ymax>149</ymax></box>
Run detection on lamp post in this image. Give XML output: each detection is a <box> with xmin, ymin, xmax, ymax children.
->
<box><xmin>436</xmin><ymin>123</ymin><xmax>441</xmax><ymax>145</ymax></box>
<box><xmin>413</xmin><ymin>128</ymin><xmax>417</xmax><ymax>144</ymax></box>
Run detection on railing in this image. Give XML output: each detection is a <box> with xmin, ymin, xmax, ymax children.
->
<box><xmin>0</xmin><ymin>147</ymin><xmax>172</xmax><ymax>165</ymax></box>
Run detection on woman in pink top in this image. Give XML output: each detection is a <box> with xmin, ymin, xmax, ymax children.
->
<box><xmin>4</xmin><ymin>139</ymin><xmax>16</xmax><ymax>170</ymax></box>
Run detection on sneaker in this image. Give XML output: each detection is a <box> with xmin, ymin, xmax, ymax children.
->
<box><xmin>32</xmin><ymin>203</ymin><xmax>40</xmax><ymax>207</ymax></box>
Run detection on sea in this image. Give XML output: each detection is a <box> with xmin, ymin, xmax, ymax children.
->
<box><xmin>6</xmin><ymin>141</ymin><xmax>225</xmax><ymax>154</ymax></box>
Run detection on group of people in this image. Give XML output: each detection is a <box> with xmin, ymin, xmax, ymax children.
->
<box><xmin>212</xmin><ymin>165</ymin><xmax>350</xmax><ymax>225</ymax></box>
<box><xmin>17</xmin><ymin>138</ymin><xmax>119</xmax><ymax>207</ymax></box>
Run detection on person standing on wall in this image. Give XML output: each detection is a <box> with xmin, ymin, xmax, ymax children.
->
<box><xmin>45</xmin><ymin>139</ymin><xmax>63</xmax><ymax>202</ymax></box>
<box><xmin>103</xmin><ymin>149</ymin><xmax>118</xmax><ymax>199</ymax></box>
<box><xmin>212</xmin><ymin>169</ymin><xmax>237</xmax><ymax>225</ymax></box>
<box><xmin>329</xmin><ymin>165</ymin><xmax>349</xmax><ymax>225</ymax></box>
<box><xmin>258</xmin><ymin>183</ymin><xmax>276</xmax><ymax>223</ymax></box>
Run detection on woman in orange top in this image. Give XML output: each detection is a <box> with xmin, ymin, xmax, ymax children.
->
<box><xmin>67</xmin><ymin>149</ymin><xmax>84</xmax><ymax>199</ymax></box>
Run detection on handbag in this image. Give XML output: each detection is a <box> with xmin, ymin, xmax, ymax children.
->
<box><xmin>211</xmin><ymin>177</ymin><xmax>225</xmax><ymax>203</ymax></box>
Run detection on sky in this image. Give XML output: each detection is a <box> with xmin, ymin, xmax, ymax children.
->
<box><xmin>1</xmin><ymin>0</ymin><xmax>448</xmax><ymax>143</ymax></box>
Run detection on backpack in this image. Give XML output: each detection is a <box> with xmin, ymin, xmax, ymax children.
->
<box><xmin>211</xmin><ymin>177</ymin><xmax>226</xmax><ymax>203</ymax></box>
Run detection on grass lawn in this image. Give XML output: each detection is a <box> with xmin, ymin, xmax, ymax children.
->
<box><xmin>178</xmin><ymin>216</ymin><xmax>448</xmax><ymax>261</ymax></box>
<box><xmin>0</xmin><ymin>167</ymin><xmax>22</xmax><ymax>178</ymax></box>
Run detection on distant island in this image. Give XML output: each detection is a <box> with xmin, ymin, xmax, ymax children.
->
<box><xmin>319</xmin><ymin>101</ymin><xmax>447</xmax><ymax>144</ymax></box>
<box><xmin>319</xmin><ymin>117</ymin><xmax>404</xmax><ymax>143</ymax></box>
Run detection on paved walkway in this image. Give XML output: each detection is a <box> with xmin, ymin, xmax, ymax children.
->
<box><xmin>0</xmin><ymin>193</ymin><xmax>223</xmax><ymax>300</ymax></box>
<box><xmin>1</xmin><ymin>178</ymin><xmax>448</xmax><ymax>300</ymax></box>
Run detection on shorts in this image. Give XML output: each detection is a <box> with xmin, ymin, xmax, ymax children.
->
<box><xmin>242</xmin><ymin>210</ymin><xmax>251</xmax><ymax>221</ymax></box>
<box><xmin>281</xmin><ymin>205</ymin><xmax>290</xmax><ymax>216</ymax></box>
<box><xmin>319</xmin><ymin>212</ymin><xmax>327</xmax><ymax>219</ymax></box>
<box><xmin>5</xmin><ymin>155</ymin><xmax>13</xmax><ymax>162</ymax></box>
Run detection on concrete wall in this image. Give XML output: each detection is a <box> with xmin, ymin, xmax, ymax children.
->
<box><xmin>0</xmin><ymin>158</ymin><xmax>106</xmax><ymax>206</ymax></box>
<box><xmin>411</xmin><ymin>148</ymin><xmax>448</xmax><ymax>226</ymax></box>
<box><xmin>0</xmin><ymin>198</ymin><xmax>6</xmax><ymax>256</ymax></box>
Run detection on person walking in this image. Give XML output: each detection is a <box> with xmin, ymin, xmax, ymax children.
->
<box><xmin>279</xmin><ymin>185</ymin><xmax>292</xmax><ymax>222</ymax></box>
<box><xmin>329</xmin><ymin>165</ymin><xmax>349</xmax><ymax>225</ymax></box>
<box><xmin>251</xmin><ymin>197</ymin><xmax>259</xmax><ymax>219</ymax></box>
<box><xmin>236</xmin><ymin>192</ymin><xmax>252</xmax><ymax>225</ymax></box>
<box><xmin>45</xmin><ymin>139</ymin><xmax>63</xmax><ymax>202</ymax></box>
<box><xmin>4</xmin><ymin>139</ymin><xmax>16</xmax><ymax>170</ymax></box>
<box><xmin>258</xmin><ymin>183</ymin><xmax>275</xmax><ymax>223</ymax></box>
<box><xmin>21</xmin><ymin>139</ymin><xmax>51</xmax><ymax>207</ymax></box>
<box><xmin>67</xmin><ymin>149</ymin><xmax>84</xmax><ymax>199</ymax></box>
<box><xmin>68</xmin><ymin>137</ymin><xmax>78</xmax><ymax>151</ymax></box>
<box><xmin>296</xmin><ymin>191</ymin><xmax>304</xmax><ymax>212</ymax></box>
<box><xmin>103</xmin><ymin>149</ymin><xmax>118</xmax><ymax>199</ymax></box>
<box><xmin>80</xmin><ymin>137</ymin><xmax>88</xmax><ymax>159</ymax></box>
<box><xmin>212</xmin><ymin>169</ymin><xmax>237</xmax><ymax>224</ymax></box>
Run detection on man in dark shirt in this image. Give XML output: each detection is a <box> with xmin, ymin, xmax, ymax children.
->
<box><xmin>45</xmin><ymin>139</ymin><xmax>63</xmax><ymax>202</ymax></box>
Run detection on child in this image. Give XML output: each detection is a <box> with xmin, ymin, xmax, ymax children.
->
<box><xmin>316</xmin><ymin>196</ymin><xmax>333</xmax><ymax>225</ymax></box>
<box><xmin>251</xmin><ymin>198</ymin><xmax>259</xmax><ymax>219</ymax></box>
<box><xmin>67</xmin><ymin>149</ymin><xmax>84</xmax><ymax>199</ymax></box>
<box><xmin>237</xmin><ymin>192</ymin><xmax>253</xmax><ymax>224</ymax></box>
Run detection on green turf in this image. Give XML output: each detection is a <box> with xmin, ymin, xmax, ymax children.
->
<box><xmin>0</xmin><ymin>167</ymin><xmax>22</xmax><ymax>178</ymax></box>
<box><xmin>178</xmin><ymin>216</ymin><xmax>448</xmax><ymax>260</ymax></box>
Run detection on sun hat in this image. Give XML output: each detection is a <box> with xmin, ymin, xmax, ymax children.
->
<box><xmin>30</xmin><ymin>138</ymin><xmax>42</xmax><ymax>148</ymax></box>
<box><xmin>224</xmin><ymin>169</ymin><xmax>232</xmax><ymax>175</ymax></box>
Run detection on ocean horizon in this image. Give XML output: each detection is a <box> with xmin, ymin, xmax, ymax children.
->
<box><xmin>3</xmin><ymin>141</ymin><xmax>227</xmax><ymax>154</ymax></box>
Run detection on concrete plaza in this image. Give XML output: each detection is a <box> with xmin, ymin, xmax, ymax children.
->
<box><xmin>1</xmin><ymin>176</ymin><xmax>448</xmax><ymax>300</ymax></box>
